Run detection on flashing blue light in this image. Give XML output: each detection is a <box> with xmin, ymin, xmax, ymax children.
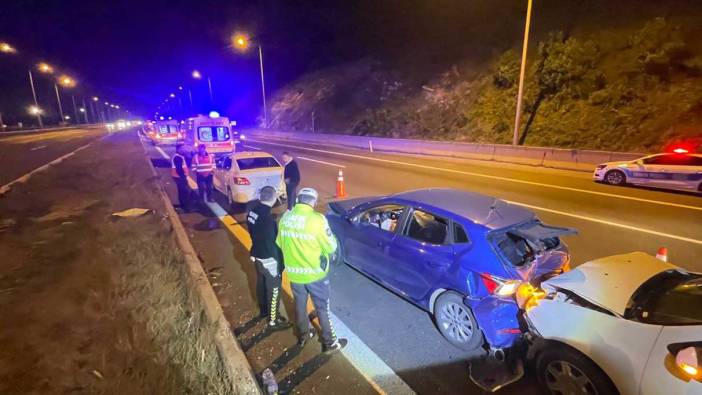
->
<box><xmin>209</xmin><ymin>111</ymin><xmax>220</xmax><ymax>118</ymax></box>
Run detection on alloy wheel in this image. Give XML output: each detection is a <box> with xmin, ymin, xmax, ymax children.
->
<box><xmin>544</xmin><ymin>360</ymin><xmax>598</xmax><ymax>395</ymax></box>
<box><xmin>438</xmin><ymin>302</ymin><xmax>474</xmax><ymax>343</ymax></box>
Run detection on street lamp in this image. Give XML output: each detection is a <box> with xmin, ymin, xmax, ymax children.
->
<box><xmin>0</xmin><ymin>42</ymin><xmax>16</xmax><ymax>53</ymax></box>
<box><xmin>169</xmin><ymin>93</ymin><xmax>175</xmax><ymax>98</ymax></box>
<box><xmin>28</xmin><ymin>105</ymin><xmax>43</xmax><ymax>116</ymax></box>
<box><xmin>191</xmin><ymin>69</ymin><xmax>213</xmax><ymax>104</ymax></box>
<box><xmin>192</xmin><ymin>70</ymin><xmax>202</xmax><ymax>79</ymax></box>
<box><xmin>54</xmin><ymin>75</ymin><xmax>76</xmax><ymax>124</ymax></box>
<box><xmin>512</xmin><ymin>0</ymin><xmax>533</xmax><ymax>146</ymax></box>
<box><xmin>28</xmin><ymin>63</ymin><xmax>55</xmax><ymax>128</ymax></box>
<box><xmin>232</xmin><ymin>32</ymin><xmax>268</xmax><ymax>128</ymax></box>
<box><xmin>37</xmin><ymin>62</ymin><xmax>53</xmax><ymax>74</ymax></box>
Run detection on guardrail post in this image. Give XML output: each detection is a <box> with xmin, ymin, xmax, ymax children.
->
<box><xmin>369</xmin><ymin>140</ymin><xmax>373</xmax><ymax>152</ymax></box>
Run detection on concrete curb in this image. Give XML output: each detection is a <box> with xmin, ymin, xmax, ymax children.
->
<box><xmin>137</xmin><ymin>134</ymin><xmax>262</xmax><ymax>394</ymax></box>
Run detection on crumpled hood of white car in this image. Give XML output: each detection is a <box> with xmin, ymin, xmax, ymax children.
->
<box><xmin>541</xmin><ymin>251</ymin><xmax>678</xmax><ymax>316</ymax></box>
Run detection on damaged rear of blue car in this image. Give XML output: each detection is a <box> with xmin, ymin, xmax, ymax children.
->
<box><xmin>326</xmin><ymin>188</ymin><xmax>575</xmax><ymax>353</ymax></box>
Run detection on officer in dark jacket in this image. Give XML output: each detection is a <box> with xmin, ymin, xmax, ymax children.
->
<box><xmin>282</xmin><ymin>152</ymin><xmax>300</xmax><ymax>210</ymax></box>
<box><xmin>246</xmin><ymin>186</ymin><xmax>292</xmax><ymax>331</ymax></box>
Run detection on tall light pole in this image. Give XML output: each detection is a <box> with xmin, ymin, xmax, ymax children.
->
<box><xmin>191</xmin><ymin>70</ymin><xmax>214</xmax><ymax>105</ymax></box>
<box><xmin>512</xmin><ymin>0</ymin><xmax>533</xmax><ymax>146</ymax></box>
<box><xmin>71</xmin><ymin>96</ymin><xmax>79</xmax><ymax>124</ymax></box>
<box><xmin>28</xmin><ymin>70</ymin><xmax>43</xmax><ymax>128</ymax></box>
<box><xmin>232</xmin><ymin>33</ymin><xmax>268</xmax><ymax>128</ymax></box>
<box><xmin>54</xmin><ymin>83</ymin><xmax>65</xmax><ymax>123</ymax></box>
<box><xmin>55</xmin><ymin>75</ymin><xmax>75</xmax><ymax>125</ymax></box>
<box><xmin>81</xmin><ymin>98</ymin><xmax>89</xmax><ymax>123</ymax></box>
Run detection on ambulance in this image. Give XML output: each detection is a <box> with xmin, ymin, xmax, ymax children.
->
<box><xmin>148</xmin><ymin>119</ymin><xmax>182</xmax><ymax>145</ymax></box>
<box><xmin>183</xmin><ymin>112</ymin><xmax>236</xmax><ymax>157</ymax></box>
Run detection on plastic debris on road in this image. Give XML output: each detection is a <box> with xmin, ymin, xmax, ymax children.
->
<box><xmin>111</xmin><ymin>208</ymin><xmax>152</xmax><ymax>218</ymax></box>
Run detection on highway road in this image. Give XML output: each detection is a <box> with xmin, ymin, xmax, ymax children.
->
<box><xmin>0</xmin><ymin>127</ymin><xmax>105</xmax><ymax>189</ymax></box>
<box><xmin>144</xmin><ymin>133</ymin><xmax>701</xmax><ymax>395</ymax></box>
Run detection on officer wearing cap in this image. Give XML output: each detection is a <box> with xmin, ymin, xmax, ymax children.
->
<box><xmin>276</xmin><ymin>187</ymin><xmax>348</xmax><ymax>354</ymax></box>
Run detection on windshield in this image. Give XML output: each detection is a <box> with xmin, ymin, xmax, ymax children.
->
<box><xmin>490</xmin><ymin>221</ymin><xmax>564</xmax><ymax>267</ymax></box>
<box><xmin>198</xmin><ymin>126</ymin><xmax>230</xmax><ymax>142</ymax></box>
<box><xmin>158</xmin><ymin>125</ymin><xmax>178</xmax><ymax>134</ymax></box>
<box><xmin>236</xmin><ymin>157</ymin><xmax>281</xmax><ymax>170</ymax></box>
<box><xmin>626</xmin><ymin>270</ymin><xmax>702</xmax><ymax>325</ymax></box>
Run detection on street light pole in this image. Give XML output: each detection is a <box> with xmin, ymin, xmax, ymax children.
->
<box><xmin>512</xmin><ymin>0</ymin><xmax>533</xmax><ymax>146</ymax></box>
<box><xmin>258</xmin><ymin>44</ymin><xmax>268</xmax><ymax>128</ymax></box>
<box><xmin>207</xmin><ymin>76</ymin><xmax>214</xmax><ymax>104</ymax></box>
<box><xmin>54</xmin><ymin>83</ymin><xmax>65</xmax><ymax>124</ymax></box>
<box><xmin>71</xmin><ymin>96</ymin><xmax>79</xmax><ymax>124</ymax></box>
<box><xmin>81</xmin><ymin>98</ymin><xmax>89</xmax><ymax>123</ymax></box>
<box><xmin>28</xmin><ymin>70</ymin><xmax>43</xmax><ymax>128</ymax></box>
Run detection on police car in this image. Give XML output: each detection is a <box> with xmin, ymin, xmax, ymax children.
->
<box><xmin>593</xmin><ymin>149</ymin><xmax>702</xmax><ymax>193</ymax></box>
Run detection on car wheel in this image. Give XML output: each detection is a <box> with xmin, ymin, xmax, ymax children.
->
<box><xmin>536</xmin><ymin>345</ymin><xmax>619</xmax><ymax>395</ymax></box>
<box><xmin>434</xmin><ymin>292</ymin><xmax>484</xmax><ymax>351</ymax></box>
<box><xmin>603</xmin><ymin>170</ymin><xmax>626</xmax><ymax>186</ymax></box>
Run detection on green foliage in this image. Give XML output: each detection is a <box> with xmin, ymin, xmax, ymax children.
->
<box><xmin>629</xmin><ymin>17</ymin><xmax>690</xmax><ymax>78</ymax></box>
<box><xmin>493</xmin><ymin>49</ymin><xmax>520</xmax><ymax>89</ymax></box>
<box><xmin>536</xmin><ymin>33</ymin><xmax>604</xmax><ymax>99</ymax></box>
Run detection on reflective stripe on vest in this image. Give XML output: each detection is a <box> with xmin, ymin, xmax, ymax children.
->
<box><xmin>193</xmin><ymin>154</ymin><xmax>214</xmax><ymax>175</ymax></box>
<box><xmin>171</xmin><ymin>154</ymin><xmax>188</xmax><ymax>177</ymax></box>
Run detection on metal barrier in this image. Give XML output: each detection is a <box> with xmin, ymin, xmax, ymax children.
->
<box><xmin>0</xmin><ymin>124</ymin><xmax>105</xmax><ymax>136</ymax></box>
<box><xmin>243</xmin><ymin>129</ymin><xmax>645</xmax><ymax>172</ymax></box>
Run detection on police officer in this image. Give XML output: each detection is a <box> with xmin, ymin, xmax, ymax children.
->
<box><xmin>192</xmin><ymin>143</ymin><xmax>215</xmax><ymax>203</ymax></box>
<box><xmin>171</xmin><ymin>143</ymin><xmax>191</xmax><ymax>211</ymax></box>
<box><xmin>246</xmin><ymin>186</ymin><xmax>292</xmax><ymax>331</ymax></box>
<box><xmin>282</xmin><ymin>152</ymin><xmax>300</xmax><ymax>210</ymax></box>
<box><xmin>276</xmin><ymin>187</ymin><xmax>348</xmax><ymax>354</ymax></box>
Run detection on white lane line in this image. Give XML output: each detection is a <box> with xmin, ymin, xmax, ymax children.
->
<box><xmin>297</xmin><ymin>156</ymin><xmax>346</xmax><ymax>168</ymax></box>
<box><xmin>30</xmin><ymin>145</ymin><xmax>47</xmax><ymax>151</ymax></box>
<box><xmin>204</xmin><ymin>200</ymin><xmax>414</xmax><ymax>395</ymax></box>
<box><xmin>0</xmin><ymin>141</ymin><xmax>96</xmax><ymax>195</ymax></box>
<box><xmin>505</xmin><ymin>200</ymin><xmax>702</xmax><ymax>246</ymax></box>
<box><xmin>249</xmin><ymin>138</ymin><xmax>702</xmax><ymax>213</ymax></box>
<box><xmin>242</xmin><ymin>144</ymin><xmax>262</xmax><ymax>150</ymax></box>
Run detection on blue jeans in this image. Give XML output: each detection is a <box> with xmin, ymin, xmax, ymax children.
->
<box><xmin>291</xmin><ymin>278</ymin><xmax>336</xmax><ymax>346</ymax></box>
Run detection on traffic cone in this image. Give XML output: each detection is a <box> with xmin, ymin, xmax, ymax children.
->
<box><xmin>655</xmin><ymin>247</ymin><xmax>668</xmax><ymax>262</ymax></box>
<box><xmin>336</xmin><ymin>169</ymin><xmax>346</xmax><ymax>198</ymax></box>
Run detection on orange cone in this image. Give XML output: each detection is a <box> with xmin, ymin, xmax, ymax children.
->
<box><xmin>655</xmin><ymin>247</ymin><xmax>668</xmax><ymax>262</ymax></box>
<box><xmin>336</xmin><ymin>169</ymin><xmax>346</xmax><ymax>198</ymax></box>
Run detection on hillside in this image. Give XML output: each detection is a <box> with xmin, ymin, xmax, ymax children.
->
<box><xmin>267</xmin><ymin>2</ymin><xmax>702</xmax><ymax>152</ymax></box>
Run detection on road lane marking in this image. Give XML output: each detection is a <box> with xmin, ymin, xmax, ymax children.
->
<box><xmin>204</xmin><ymin>201</ymin><xmax>414</xmax><ymax>395</ymax></box>
<box><xmin>297</xmin><ymin>156</ymin><xmax>346</xmax><ymax>168</ymax></box>
<box><xmin>504</xmin><ymin>200</ymin><xmax>702</xmax><ymax>246</ymax></box>
<box><xmin>0</xmin><ymin>141</ymin><xmax>96</xmax><ymax>195</ymax></box>
<box><xmin>30</xmin><ymin>145</ymin><xmax>47</xmax><ymax>151</ymax></box>
<box><xmin>242</xmin><ymin>144</ymin><xmax>262</xmax><ymax>150</ymax></box>
<box><xmin>249</xmin><ymin>138</ymin><xmax>702</xmax><ymax>213</ymax></box>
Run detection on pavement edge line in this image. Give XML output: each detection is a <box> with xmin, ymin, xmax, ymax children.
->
<box><xmin>138</xmin><ymin>133</ymin><xmax>262</xmax><ymax>394</ymax></box>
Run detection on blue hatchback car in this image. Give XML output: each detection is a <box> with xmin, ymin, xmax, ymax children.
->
<box><xmin>327</xmin><ymin>188</ymin><xmax>575</xmax><ymax>351</ymax></box>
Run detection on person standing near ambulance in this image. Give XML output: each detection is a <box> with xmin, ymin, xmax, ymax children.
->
<box><xmin>276</xmin><ymin>187</ymin><xmax>347</xmax><ymax>354</ymax></box>
<box><xmin>192</xmin><ymin>143</ymin><xmax>215</xmax><ymax>203</ymax></box>
<box><xmin>282</xmin><ymin>152</ymin><xmax>300</xmax><ymax>211</ymax></box>
<box><xmin>172</xmin><ymin>143</ymin><xmax>191</xmax><ymax>211</ymax></box>
<box><xmin>247</xmin><ymin>186</ymin><xmax>292</xmax><ymax>331</ymax></box>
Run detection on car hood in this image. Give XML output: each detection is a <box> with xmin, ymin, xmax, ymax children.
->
<box><xmin>600</xmin><ymin>160</ymin><xmax>631</xmax><ymax>168</ymax></box>
<box><xmin>541</xmin><ymin>252</ymin><xmax>678</xmax><ymax>315</ymax></box>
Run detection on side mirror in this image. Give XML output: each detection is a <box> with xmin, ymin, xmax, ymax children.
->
<box><xmin>668</xmin><ymin>344</ymin><xmax>701</xmax><ymax>381</ymax></box>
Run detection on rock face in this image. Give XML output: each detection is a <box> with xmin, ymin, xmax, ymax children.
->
<box><xmin>269</xmin><ymin>13</ymin><xmax>702</xmax><ymax>152</ymax></box>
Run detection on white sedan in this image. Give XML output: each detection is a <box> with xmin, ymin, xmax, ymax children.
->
<box><xmin>521</xmin><ymin>252</ymin><xmax>702</xmax><ymax>395</ymax></box>
<box><xmin>213</xmin><ymin>151</ymin><xmax>286</xmax><ymax>205</ymax></box>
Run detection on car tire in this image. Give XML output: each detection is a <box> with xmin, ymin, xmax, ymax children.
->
<box><xmin>603</xmin><ymin>170</ymin><xmax>626</xmax><ymax>186</ymax></box>
<box><xmin>536</xmin><ymin>344</ymin><xmax>619</xmax><ymax>395</ymax></box>
<box><xmin>433</xmin><ymin>292</ymin><xmax>484</xmax><ymax>351</ymax></box>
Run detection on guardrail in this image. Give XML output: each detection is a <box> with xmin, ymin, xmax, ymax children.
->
<box><xmin>243</xmin><ymin>129</ymin><xmax>646</xmax><ymax>172</ymax></box>
<box><xmin>0</xmin><ymin>124</ymin><xmax>105</xmax><ymax>136</ymax></box>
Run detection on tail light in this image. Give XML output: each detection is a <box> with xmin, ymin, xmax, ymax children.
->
<box><xmin>233</xmin><ymin>177</ymin><xmax>250</xmax><ymax>185</ymax></box>
<box><xmin>516</xmin><ymin>283</ymin><xmax>546</xmax><ymax>310</ymax></box>
<box><xmin>480</xmin><ymin>273</ymin><xmax>520</xmax><ymax>297</ymax></box>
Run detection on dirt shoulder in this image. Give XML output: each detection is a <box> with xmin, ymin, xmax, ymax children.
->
<box><xmin>0</xmin><ymin>130</ymin><xmax>232</xmax><ymax>394</ymax></box>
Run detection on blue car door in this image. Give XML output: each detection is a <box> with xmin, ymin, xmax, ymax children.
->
<box><xmin>384</xmin><ymin>208</ymin><xmax>455</xmax><ymax>302</ymax></box>
<box><xmin>344</xmin><ymin>203</ymin><xmax>405</xmax><ymax>277</ymax></box>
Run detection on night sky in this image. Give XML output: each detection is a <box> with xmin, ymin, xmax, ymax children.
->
<box><xmin>1</xmin><ymin>0</ymin><xmax>696</xmax><ymax>126</ymax></box>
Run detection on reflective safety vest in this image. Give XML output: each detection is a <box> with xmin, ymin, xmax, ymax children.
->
<box><xmin>276</xmin><ymin>204</ymin><xmax>338</xmax><ymax>284</ymax></box>
<box><xmin>192</xmin><ymin>153</ymin><xmax>215</xmax><ymax>177</ymax></box>
<box><xmin>171</xmin><ymin>153</ymin><xmax>189</xmax><ymax>178</ymax></box>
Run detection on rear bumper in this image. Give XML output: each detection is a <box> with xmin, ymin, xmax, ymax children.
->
<box><xmin>231</xmin><ymin>186</ymin><xmax>285</xmax><ymax>203</ymax></box>
<box><xmin>466</xmin><ymin>296</ymin><xmax>521</xmax><ymax>349</ymax></box>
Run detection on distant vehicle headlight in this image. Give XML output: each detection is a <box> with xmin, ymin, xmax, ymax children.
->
<box><xmin>239</xmin><ymin>134</ymin><xmax>246</xmax><ymax>140</ymax></box>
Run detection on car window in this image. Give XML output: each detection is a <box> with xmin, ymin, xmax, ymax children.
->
<box><xmin>692</xmin><ymin>156</ymin><xmax>702</xmax><ymax>166</ymax></box>
<box><xmin>644</xmin><ymin>154</ymin><xmax>697</xmax><ymax>166</ymax></box>
<box><xmin>236</xmin><ymin>157</ymin><xmax>281</xmax><ymax>170</ymax></box>
<box><xmin>198</xmin><ymin>126</ymin><xmax>230</xmax><ymax>142</ymax></box>
<box><xmin>626</xmin><ymin>270</ymin><xmax>702</xmax><ymax>325</ymax></box>
<box><xmin>357</xmin><ymin>204</ymin><xmax>405</xmax><ymax>233</ymax></box>
<box><xmin>404</xmin><ymin>209</ymin><xmax>449</xmax><ymax>245</ymax></box>
<box><xmin>642</xmin><ymin>155</ymin><xmax>667</xmax><ymax>165</ymax></box>
<box><xmin>453</xmin><ymin>223</ymin><xmax>470</xmax><ymax>244</ymax></box>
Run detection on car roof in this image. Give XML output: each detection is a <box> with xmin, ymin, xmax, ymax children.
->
<box><xmin>389</xmin><ymin>188</ymin><xmax>535</xmax><ymax>229</ymax></box>
<box><xmin>232</xmin><ymin>151</ymin><xmax>276</xmax><ymax>159</ymax></box>
<box><xmin>542</xmin><ymin>252</ymin><xmax>679</xmax><ymax>316</ymax></box>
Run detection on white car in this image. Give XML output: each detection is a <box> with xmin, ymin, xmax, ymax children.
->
<box><xmin>593</xmin><ymin>151</ymin><xmax>702</xmax><ymax>193</ymax></box>
<box><xmin>213</xmin><ymin>151</ymin><xmax>286</xmax><ymax>205</ymax></box>
<box><xmin>521</xmin><ymin>252</ymin><xmax>702</xmax><ymax>395</ymax></box>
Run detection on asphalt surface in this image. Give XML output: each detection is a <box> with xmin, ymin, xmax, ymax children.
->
<box><xmin>0</xmin><ymin>127</ymin><xmax>105</xmax><ymax>186</ymax></box>
<box><xmin>144</xmin><ymin>134</ymin><xmax>701</xmax><ymax>395</ymax></box>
